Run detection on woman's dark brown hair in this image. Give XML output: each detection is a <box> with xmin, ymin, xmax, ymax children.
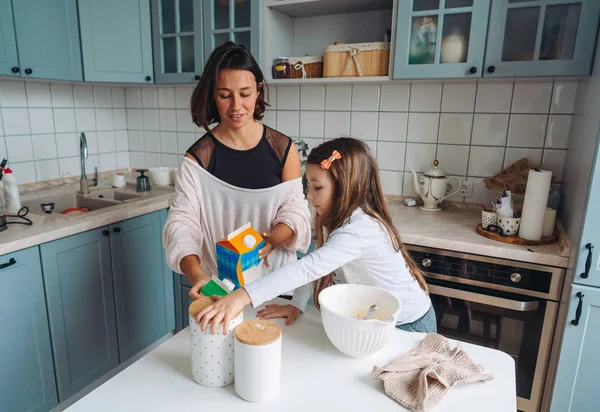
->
<box><xmin>307</xmin><ymin>138</ymin><xmax>429</xmax><ymax>310</ymax></box>
<box><xmin>191</xmin><ymin>41</ymin><xmax>268</xmax><ymax>131</ymax></box>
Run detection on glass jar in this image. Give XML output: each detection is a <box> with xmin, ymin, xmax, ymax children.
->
<box><xmin>272</xmin><ymin>57</ymin><xmax>290</xmax><ymax>79</ymax></box>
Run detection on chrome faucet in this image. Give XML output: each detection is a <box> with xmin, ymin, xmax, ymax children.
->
<box><xmin>79</xmin><ymin>132</ymin><xmax>98</xmax><ymax>194</ymax></box>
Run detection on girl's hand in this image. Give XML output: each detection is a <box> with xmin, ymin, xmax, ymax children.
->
<box><xmin>258</xmin><ymin>232</ymin><xmax>273</xmax><ymax>268</ymax></box>
<box><xmin>257</xmin><ymin>304</ymin><xmax>301</xmax><ymax>326</ymax></box>
<box><xmin>196</xmin><ymin>288</ymin><xmax>252</xmax><ymax>335</ymax></box>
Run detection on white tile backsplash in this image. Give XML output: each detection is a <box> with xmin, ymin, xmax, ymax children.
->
<box><xmin>325</xmin><ymin>85</ymin><xmax>351</xmax><ymax>111</ymax></box>
<box><xmin>410</xmin><ymin>84</ymin><xmax>442</xmax><ymax>112</ymax></box>
<box><xmin>26</xmin><ymin>82</ymin><xmax>52</xmax><ymax>108</ymax></box>
<box><xmin>471</xmin><ymin>114</ymin><xmax>509</xmax><ymax>146</ymax></box>
<box><xmin>352</xmin><ymin>85</ymin><xmax>380</xmax><ymax>111</ymax></box>
<box><xmin>378</xmin><ymin>112</ymin><xmax>407</xmax><ymax>142</ymax></box>
<box><xmin>300</xmin><ymin>86</ymin><xmax>325</xmax><ymax>110</ymax></box>
<box><xmin>507</xmin><ymin>114</ymin><xmax>547</xmax><ymax>148</ymax></box>
<box><xmin>376</xmin><ymin>141</ymin><xmax>405</xmax><ymax>171</ymax></box>
<box><xmin>407</xmin><ymin>112</ymin><xmax>439</xmax><ymax>143</ymax></box>
<box><xmin>350</xmin><ymin>112</ymin><xmax>378</xmax><ymax>140</ymax></box>
<box><xmin>380</xmin><ymin>84</ymin><xmax>409</xmax><ymax>112</ymax></box>
<box><xmin>475</xmin><ymin>83</ymin><xmax>513</xmax><ymax>113</ymax></box>
<box><xmin>1</xmin><ymin>79</ymin><xmax>574</xmax><ymax>191</ymax></box>
<box><xmin>441</xmin><ymin>83</ymin><xmax>476</xmax><ymax>113</ymax></box>
<box><xmin>277</xmin><ymin>86</ymin><xmax>300</xmax><ymax>110</ymax></box>
<box><xmin>438</xmin><ymin>113</ymin><xmax>473</xmax><ymax>145</ymax></box>
<box><xmin>300</xmin><ymin>111</ymin><xmax>324</xmax><ymax>138</ymax></box>
<box><xmin>511</xmin><ymin>82</ymin><xmax>552</xmax><ymax>114</ymax></box>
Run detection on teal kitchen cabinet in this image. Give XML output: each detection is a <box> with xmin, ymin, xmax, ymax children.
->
<box><xmin>0</xmin><ymin>247</ymin><xmax>58</xmax><ymax>412</ymax></box>
<box><xmin>550</xmin><ymin>284</ymin><xmax>600</xmax><ymax>411</ymax></box>
<box><xmin>393</xmin><ymin>0</ymin><xmax>600</xmax><ymax>79</ymax></box>
<box><xmin>393</xmin><ymin>0</ymin><xmax>491</xmax><ymax>79</ymax></box>
<box><xmin>0</xmin><ymin>0</ymin><xmax>82</xmax><ymax>81</ymax></box>
<box><xmin>486</xmin><ymin>0</ymin><xmax>600</xmax><ymax>77</ymax></box>
<box><xmin>110</xmin><ymin>210</ymin><xmax>175</xmax><ymax>362</ymax></box>
<box><xmin>0</xmin><ymin>0</ymin><xmax>19</xmax><ymax>77</ymax></box>
<box><xmin>151</xmin><ymin>0</ymin><xmax>204</xmax><ymax>83</ymax></box>
<box><xmin>40</xmin><ymin>228</ymin><xmax>119</xmax><ymax>401</ymax></box>
<box><xmin>78</xmin><ymin>0</ymin><xmax>154</xmax><ymax>83</ymax></box>
<box><xmin>203</xmin><ymin>0</ymin><xmax>261</xmax><ymax>64</ymax></box>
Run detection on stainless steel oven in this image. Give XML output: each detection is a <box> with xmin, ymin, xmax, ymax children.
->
<box><xmin>407</xmin><ymin>245</ymin><xmax>564</xmax><ymax>412</ymax></box>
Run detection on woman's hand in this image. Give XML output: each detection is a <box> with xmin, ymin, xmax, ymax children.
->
<box><xmin>257</xmin><ymin>304</ymin><xmax>301</xmax><ymax>326</ymax></box>
<box><xmin>258</xmin><ymin>232</ymin><xmax>273</xmax><ymax>267</ymax></box>
<box><xmin>196</xmin><ymin>288</ymin><xmax>252</xmax><ymax>335</ymax></box>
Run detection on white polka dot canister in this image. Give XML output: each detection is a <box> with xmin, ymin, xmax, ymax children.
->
<box><xmin>188</xmin><ymin>296</ymin><xmax>243</xmax><ymax>388</ymax></box>
<box><xmin>234</xmin><ymin>319</ymin><xmax>282</xmax><ymax>403</ymax></box>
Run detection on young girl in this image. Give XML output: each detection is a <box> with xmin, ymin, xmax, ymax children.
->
<box><xmin>196</xmin><ymin>138</ymin><xmax>436</xmax><ymax>335</ymax></box>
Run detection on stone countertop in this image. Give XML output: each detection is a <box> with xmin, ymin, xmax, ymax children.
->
<box><xmin>0</xmin><ymin>184</ymin><xmax>176</xmax><ymax>256</ymax></box>
<box><xmin>1</xmin><ymin>186</ymin><xmax>569</xmax><ymax>268</ymax></box>
<box><xmin>387</xmin><ymin>200</ymin><xmax>569</xmax><ymax>268</ymax></box>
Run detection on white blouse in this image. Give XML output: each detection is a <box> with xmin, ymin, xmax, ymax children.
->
<box><xmin>244</xmin><ymin>208</ymin><xmax>432</xmax><ymax>324</ymax></box>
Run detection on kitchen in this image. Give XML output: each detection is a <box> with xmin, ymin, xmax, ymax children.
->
<box><xmin>1</xmin><ymin>0</ymin><xmax>599</xmax><ymax>411</ymax></box>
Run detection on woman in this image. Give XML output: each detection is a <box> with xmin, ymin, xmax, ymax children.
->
<box><xmin>163</xmin><ymin>42</ymin><xmax>312</xmax><ymax>321</ymax></box>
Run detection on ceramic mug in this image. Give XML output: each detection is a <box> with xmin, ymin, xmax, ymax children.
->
<box><xmin>112</xmin><ymin>173</ymin><xmax>126</xmax><ymax>188</ymax></box>
<box><xmin>497</xmin><ymin>216</ymin><xmax>521</xmax><ymax>236</ymax></box>
<box><xmin>481</xmin><ymin>209</ymin><xmax>498</xmax><ymax>230</ymax></box>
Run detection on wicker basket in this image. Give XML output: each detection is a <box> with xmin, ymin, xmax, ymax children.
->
<box><xmin>289</xmin><ymin>56</ymin><xmax>323</xmax><ymax>79</ymax></box>
<box><xmin>323</xmin><ymin>42</ymin><xmax>390</xmax><ymax>77</ymax></box>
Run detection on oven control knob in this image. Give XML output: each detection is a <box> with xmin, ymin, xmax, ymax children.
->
<box><xmin>510</xmin><ymin>273</ymin><xmax>522</xmax><ymax>283</ymax></box>
<box><xmin>422</xmin><ymin>258</ymin><xmax>432</xmax><ymax>268</ymax></box>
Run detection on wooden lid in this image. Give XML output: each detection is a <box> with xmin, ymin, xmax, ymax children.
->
<box><xmin>188</xmin><ymin>296</ymin><xmax>242</xmax><ymax>324</ymax></box>
<box><xmin>234</xmin><ymin>319</ymin><xmax>281</xmax><ymax>346</ymax></box>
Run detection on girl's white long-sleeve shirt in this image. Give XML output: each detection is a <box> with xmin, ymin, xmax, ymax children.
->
<box><xmin>163</xmin><ymin>157</ymin><xmax>313</xmax><ymax>310</ymax></box>
<box><xmin>244</xmin><ymin>207</ymin><xmax>432</xmax><ymax>324</ymax></box>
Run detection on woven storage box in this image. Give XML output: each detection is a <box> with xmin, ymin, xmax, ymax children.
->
<box><xmin>289</xmin><ymin>56</ymin><xmax>323</xmax><ymax>79</ymax></box>
<box><xmin>323</xmin><ymin>42</ymin><xmax>390</xmax><ymax>77</ymax></box>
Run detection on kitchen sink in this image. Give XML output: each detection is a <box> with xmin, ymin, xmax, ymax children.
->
<box><xmin>22</xmin><ymin>187</ymin><xmax>146</xmax><ymax>219</ymax></box>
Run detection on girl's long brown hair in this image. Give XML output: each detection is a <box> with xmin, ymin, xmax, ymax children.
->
<box><xmin>308</xmin><ymin>138</ymin><xmax>428</xmax><ymax>310</ymax></box>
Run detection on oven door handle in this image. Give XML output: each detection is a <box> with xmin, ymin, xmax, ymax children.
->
<box><xmin>429</xmin><ymin>285</ymin><xmax>540</xmax><ymax>312</ymax></box>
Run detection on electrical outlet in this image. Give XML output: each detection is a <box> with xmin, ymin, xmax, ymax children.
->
<box><xmin>446</xmin><ymin>179</ymin><xmax>473</xmax><ymax>197</ymax></box>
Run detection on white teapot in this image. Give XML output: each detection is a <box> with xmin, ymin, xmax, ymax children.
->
<box><xmin>411</xmin><ymin>160</ymin><xmax>462</xmax><ymax>211</ymax></box>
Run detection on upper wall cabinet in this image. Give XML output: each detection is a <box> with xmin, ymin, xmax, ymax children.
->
<box><xmin>78</xmin><ymin>0</ymin><xmax>154</xmax><ymax>83</ymax></box>
<box><xmin>0</xmin><ymin>0</ymin><xmax>82</xmax><ymax>81</ymax></box>
<box><xmin>485</xmin><ymin>0</ymin><xmax>600</xmax><ymax>77</ymax></box>
<box><xmin>203</xmin><ymin>0</ymin><xmax>261</xmax><ymax>64</ymax></box>
<box><xmin>393</xmin><ymin>0</ymin><xmax>600</xmax><ymax>79</ymax></box>
<box><xmin>394</xmin><ymin>0</ymin><xmax>490</xmax><ymax>79</ymax></box>
<box><xmin>151</xmin><ymin>0</ymin><xmax>204</xmax><ymax>84</ymax></box>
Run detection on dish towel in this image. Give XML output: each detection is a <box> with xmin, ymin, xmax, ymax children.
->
<box><xmin>372</xmin><ymin>333</ymin><xmax>493</xmax><ymax>411</ymax></box>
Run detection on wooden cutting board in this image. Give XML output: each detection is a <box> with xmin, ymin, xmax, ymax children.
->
<box><xmin>476</xmin><ymin>224</ymin><xmax>557</xmax><ymax>246</ymax></box>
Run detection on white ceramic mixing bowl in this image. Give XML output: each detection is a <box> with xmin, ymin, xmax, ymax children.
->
<box><xmin>318</xmin><ymin>284</ymin><xmax>401</xmax><ymax>358</ymax></box>
<box><xmin>148</xmin><ymin>167</ymin><xmax>174</xmax><ymax>186</ymax></box>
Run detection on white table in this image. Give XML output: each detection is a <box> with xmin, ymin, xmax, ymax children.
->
<box><xmin>65</xmin><ymin>299</ymin><xmax>516</xmax><ymax>412</ymax></box>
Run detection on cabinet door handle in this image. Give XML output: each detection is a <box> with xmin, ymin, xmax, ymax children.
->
<box><xmin>580</xmin><ymin>243</ymin><xmax>594</xmax><ymax>278</ymax></box>
<box><xmin>24</xmin><ymin>68</ymin><xmax>32</xmax><ymax>75</ymax></box>
<box><xmin>0</xmin><ymin>258</ymin><xmax>16</xmax><ymax>269</ymax></box>
<box><xmin>113</xmin><ymin>227</ymin><xmax>121</xmax><ymax>233</ymax></box>
<box><xmin>469</xmin><ymin>66</ymin><xmax>478</xmax><ymax>74</ymax></box>
<box><xmin>195</xmin><ymin>74</ymin><xmax>201</xmax><ymax>80</ymax></box>
<box><xmin>571</xmin><ymin>292</ymin><xmax>584</xmax><ymax>326</ymax></box>
<box><xmin>102</xmin><ymin>230</ymin><xmax>110</xmax><ymax>236</ymax></box>
<box><xmin>11</xmin><ymin>66</ymin><xmax>20</xmax><ymax>73</ymax></box>
<box><xmin>487</xmin><ymin>65</ymin><xmax>496</xmax><ymax>73</ymax></box>
<box><xmin>145</xmin><ymin>75</ymin><xmax>152</xmax><ymax>81</ymax></box>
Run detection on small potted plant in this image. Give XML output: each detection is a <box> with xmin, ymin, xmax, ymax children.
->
<box><xmin>295</xmin><ymin>139</ymin><xmax>310</xmax><ymax>195</ymax></box>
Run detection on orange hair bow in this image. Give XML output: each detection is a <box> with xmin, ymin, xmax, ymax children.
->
<box><xmin>320</xmin><ymin>150</ymin><xmax>342</xmax><ymax>170</ymax></box>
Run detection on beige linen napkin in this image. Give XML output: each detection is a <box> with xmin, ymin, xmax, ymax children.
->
<box><xmin>372</xmin><ymin>333</ymin><xmax>493</xmax><ymax>411</ymax></box>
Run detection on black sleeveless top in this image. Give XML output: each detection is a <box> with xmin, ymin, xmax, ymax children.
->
<box><xmin>186</xmin><ymin>125</ymin><xmax>293</xmax><ymax>189</ymax></box>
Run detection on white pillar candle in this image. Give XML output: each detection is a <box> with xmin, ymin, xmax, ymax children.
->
<box><xmin>234</xmin><ymin>319</ymin><xmax>282</xmax><ymax>403</ymax></box>
<box><xmin>542</xmin><ymin>208</ymin><xmax>557</xmax><ymax>238</ymax></box>
<box><xmin>519</xmin><ymin>169</ymin><xmax>553</xmax><ymax>241</ymax></box>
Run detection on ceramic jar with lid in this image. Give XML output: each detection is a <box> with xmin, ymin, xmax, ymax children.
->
<box><xmin>188</xmin><ymin>296</ymin><xmax>243</xmax><ymax>387</ymax></box>
<box><xmin>234</xmin><ymin>319</ymin><xmax>282</xmax><ymax>402</ymax></box>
